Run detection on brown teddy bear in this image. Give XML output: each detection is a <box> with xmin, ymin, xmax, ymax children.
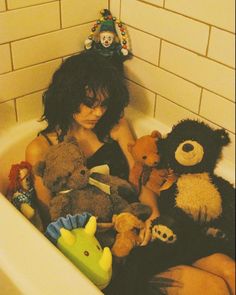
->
<box><xmin>34</xmin><ymin>137</ymin><xmax>151</xmax><ymax>226</ymax></box>
<box><xmin>128</xmin><ymin>131</ymin><xmax>176</xmax><ymax>195</ymax></box>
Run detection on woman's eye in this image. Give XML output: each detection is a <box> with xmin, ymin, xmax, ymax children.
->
<box><xmin>83</xmin><ymin>97</ymin><xmax>95</xmax><ymax>108</ymax></box>
<box><xmin>100</xmin><ymin>99</ymin><xmax>109</xmax><ymax>108</ymax></box>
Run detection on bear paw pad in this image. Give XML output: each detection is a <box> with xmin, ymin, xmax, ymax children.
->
<box><xmin>151</xmin><ymin>224</ymin><xmax>177</xmax><ymax>244</ymax></box>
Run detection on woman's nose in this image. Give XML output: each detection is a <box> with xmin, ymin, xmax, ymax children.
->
<box><xmin>93</xmin><ymin>106</ymin><xmax>104</xmax><ymax>116</ymax></box>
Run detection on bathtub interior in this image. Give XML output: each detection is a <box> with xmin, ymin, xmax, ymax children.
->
<box><xmin>0</xmin><ymin>120</ymin><xmax>102</xmax><ymax>295</ymax></box>
<box><xmin>0</xmin><ymin>108</ymin><xmax>234</xmax><ymax>294</ymax></box>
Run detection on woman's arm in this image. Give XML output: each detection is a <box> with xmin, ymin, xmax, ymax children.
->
<box><xmin>25</xmin><ymin>137</ymin><xmax>52</xmax><ymax>226</ymax></box>
<box><xmin>111</xmin><ymin>117</ymin><xmax>160</xmax><ymax>244</ymax></box>
<box><xmin>110</xmin><ymin>117</ymin><xmax>136</xmax><ymax>170</ymax></box>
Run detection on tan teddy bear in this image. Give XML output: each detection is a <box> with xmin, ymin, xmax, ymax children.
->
<box><xmin>111</xmin><ymin>212</ymin><xmax>145</xmax><ymax>257</ymax></box>
<box><xmin>128</xmin><ymin>131</ymin><xmax>176</xmax><ymax>195</ymax></box>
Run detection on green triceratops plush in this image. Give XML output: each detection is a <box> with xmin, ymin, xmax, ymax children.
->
<box><xmin>46</xmin><ymin>213</ymin><xmax>112</xmax><ymax>290</ymax></box>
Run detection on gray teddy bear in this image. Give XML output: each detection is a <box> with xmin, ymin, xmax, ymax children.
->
<box><xmin>34</xmin><ymin>137</ymin><xmax>151</xmax><ymax>224</ymax></box>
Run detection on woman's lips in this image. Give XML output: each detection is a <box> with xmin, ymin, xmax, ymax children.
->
<box><xmin>85</xmin><ymin>120</ymin><xmax>98</xmax><ymax>124</ymax></box>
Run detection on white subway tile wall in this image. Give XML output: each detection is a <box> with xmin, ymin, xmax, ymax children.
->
<box><xmin>61</xmin><ymin>0</ymin><xmax>107</xmax><ymax>28</ymax></box>
<box><xmin>208</xmin><ymin>28</ymin><xmax>235</xmax><ymax>68</ymax></box>
<box><xmin>0</xmin><ymin>100</ymin><xmax>16</xmax><ymax>131</ymax></box>
<box><xmin>16</xmin><ymin>90</ymin><xmax>44</xmax><ymax>123</ymax></box>
<box><xmin>139</xmin><ymin>0</ymin><xmax>164</xmax><ymax>8</ymax></box>
<box><xmin>7</xmin><ymin>0</ymin><xmax>55</xmax><ymax>10</ymax></box>
<box><xmin>0</xmin><ymin>0</ymin><xmax>235</xmax><ymax>164</ymax></box>
<box><xmin>0</xmin><ymin>0</ymin><xmax>6</xmax><ymax>12</ymax></box>
<box><xmin>111</xmin><ymin>0</ymin><xmax>235</xmax><ymax>164</ymax></box>
<box><xmin>0</xmin><ymin>0</ymin><xmax>109</xmax><ymax>129</ymax></box>
<box><xmin>0</xmin><ymin>44</ymin><xmax>12</xmax><ymax>74</ymax></box>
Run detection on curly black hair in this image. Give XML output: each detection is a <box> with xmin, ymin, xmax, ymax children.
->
<box><xmin>40</xmin><ymin>50</ymin><xmax>129</xmax><ymax>141</ymax></box>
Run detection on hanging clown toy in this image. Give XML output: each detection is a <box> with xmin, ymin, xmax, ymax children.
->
<box><xmin>84</xmin><ymin>9</ymin><xmax>131</xmax><ymax>60</ymax></box>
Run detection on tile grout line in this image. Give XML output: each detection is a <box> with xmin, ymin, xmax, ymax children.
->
<box><xmin>0</xmin><ymin>20</ymin><xmax>95</xmax><ymax>45</ymax></box>
<box><xmin>157</xmin><ymin>39</ymin><xmax>163</xmax><ymax>67</ymax></box>
<box><xmin>1</xmin><ymin>0</ymin><xmax>58</xmax><ymax>12</ymax></box>
<box><xmin>135</xmin><ymin>1</ymin><xmax>235</xmax><ymax>34</ymax></box>
<box><xmin>155</xmin><ymin>92</ymin><xmax>235</xmax><ymax>134</ymax></box>
<box><xmin>8</xmin><ymin>42</ymin><xmax>14</xmax><ymax>71</ymax></box>
<box><xmin>153</xmin><ymin>93</ymin><xmax>158</xmax><ymax>118</ymax></box>
<box><xmin>14</xmin><ymin>98</ymin><xmax>18</xmax><ymax>122</ymax></box>
<box><xmin>59</xmin><ymin>0</ymin><xmax>62</xmax><ymax>29</ymax></box>
<box><xmin>205</xmin><ymin>25</ymin><xmax>212</xmax><ymax>56</ymax></box>
<box><xmin>198</xmin><ymin>88</ymin><xmax>204</xmax><ymax>114</ymax></box>
<box><xmin>130</xmin><ymin>54</ymin><xmax>234</xmax><ymax>102</ymax></box>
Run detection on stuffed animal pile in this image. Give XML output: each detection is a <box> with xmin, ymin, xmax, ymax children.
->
<box><xmin>34</xmin><ymin>136</ymin><xmax>151</xmax><ymax>248</ymax></box>
<box><xmin>105</xmin><ymin>119</ymin><xmax>235</xmax><ymax>295</ymax></box>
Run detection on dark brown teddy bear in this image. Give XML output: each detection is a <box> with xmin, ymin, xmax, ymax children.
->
<box><xmin>34</xmin><ymin>137</ymin><xmax>151</xmax><ymax>223</ymax></box>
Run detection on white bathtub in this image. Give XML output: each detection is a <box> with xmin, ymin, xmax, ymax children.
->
<box><xmin>0</xmin><ymin>108</ymin><xmax>234</xmax><ymax>294</ymax></box>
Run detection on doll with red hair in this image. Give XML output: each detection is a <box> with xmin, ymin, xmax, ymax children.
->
<box><xmin>7</xmin><ymin>161</ymin><xmax>43</xmax><ymax>231</ymax></box>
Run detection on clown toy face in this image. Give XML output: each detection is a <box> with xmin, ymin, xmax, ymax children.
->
<box><xmin>100</xmin><ymin>31</ymin><xmax>115</xmax><ymax>48</ymax></box>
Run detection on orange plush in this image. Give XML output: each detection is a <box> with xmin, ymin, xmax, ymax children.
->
<box><xmin>111</xmin><ymin>212</ymin><xmax>144</xmax><ymax>257</ymax></box>
<box><xmin>128</xmin><ymin>131</ymin><xmax>176</xmax><ymax>194</ymax></box>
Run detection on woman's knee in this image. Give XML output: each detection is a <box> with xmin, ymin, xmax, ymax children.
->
<box><xmin>194</xmin><ymin>253</ymin><xmax>235</xmax><ymax>280</ymax></box>
<box><xmin>158</xmin><ymin>265</ymin><xmax>230</xmax><ymax>295</ymax></box>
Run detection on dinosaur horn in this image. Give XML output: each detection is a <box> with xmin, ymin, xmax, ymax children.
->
<box><xmin>99</xmin><ymin>247</ymin><xmax>112</xmax><ymax>272</ymax></box>
<box><xmin>60</xmin><ymin>228</ymin><xmax>76</xmax><ymax>245</ymax></box>
<box><xmin>84</xmin><ymin>216</ymin><xmax>97</xmax><ymax>236</ymax></box>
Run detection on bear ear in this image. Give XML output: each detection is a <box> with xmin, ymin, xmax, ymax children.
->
<box><xmin>215</xmin><ymin>129</ymin><xmax>230</xmax><ymax>146</ymax></box>
<box><xmin>64</xmin><ymin>135</ymin><xmax>77</xmax><ymax>144</ymax></box>
<box><xmin>34</xmin><ymin>161</ymin><xmax>46</xmax><ymax>177</ymax></box>
<box><xmin>127</xmin><ymin>142</ymin><xmax>135</xmax><ymax>153</ymax></box>
<box><xmin>151</xmin><ymin>130</ymin><xmax>162</xmax><ymax>139</ymax></box>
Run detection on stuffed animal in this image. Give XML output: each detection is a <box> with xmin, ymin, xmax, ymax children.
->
<box><xmin>34</xmin><ymin>136</ymin><xmax>151</xmax><ymax>225</ymax></box>
<box><xmin>155</xmin><ymin>119</ymin><xmax>235</xmax><ymax>256</ymax></box>
<box><xmin>111</xmin><ymin>212</ymin><xmax>145</xmax><ymax>258</ymax></box>
<box><xmin>106</xmin><ymin>119</ymin><xmax>235</xmax><ymax>295</ymax></box>
<box><xmin>128</xmin><ymin>131</ymin><xmax>176</xmax><ymax>194</ymax></box>
<box><xmin>7</xmin><ymin>161</ymin><xmax>43</xmax><ymax>231</ymax></box>
<box><xmin>46</xmin><ymin>213</ymin><xmax>112</xmax><ymax>290</ymax></box>
<box><xmin>98</xmin><ymin>212</ymin><xmax>145</xmax><ymax>258</ymax></box>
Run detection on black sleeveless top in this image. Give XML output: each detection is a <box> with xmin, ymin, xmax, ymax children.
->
<box><xmin>40</xmin><ymin>133</ymin><xmax>129</xmax><ymax>180</ymax></box>
<box><xmin>87</xmin><ymin>140</ymin><xmax>129</xmax><ymax>180</ymax></box>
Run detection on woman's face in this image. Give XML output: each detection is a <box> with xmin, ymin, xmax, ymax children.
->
<box><xmin>73</xmin><ymin>87</ymin><xmax>109</xmax><ymax>129</ymax></box>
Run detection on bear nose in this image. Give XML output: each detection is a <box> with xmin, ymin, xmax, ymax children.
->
<box><xmin>182</xmin><ymin>143</ymin><xmax>194</xmax><ymax>152</ymax></box>
<box><xmin>80</xmin><ymin>170</ymin><xmax>86</xmax><ymax>175</ymax></box>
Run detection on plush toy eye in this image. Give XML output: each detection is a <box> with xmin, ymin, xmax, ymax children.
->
<box><xmin>142</xmin><ymin>155</ymin><xmax>147</xmax><ymax>160</ymax></box>
<box><xmin>84</xmin><ymin>251</ymin><xmax>89</xmax><ymax>256</ymax></box>
<box><xmin>80</xmin><ymin>170</ymin><xmax>86</xmax><ymax>175</ymax></box>
<box><xmin>96</xmin><ymin>245</ymin><xmax>101</xmax><ymax>251</ymax></box>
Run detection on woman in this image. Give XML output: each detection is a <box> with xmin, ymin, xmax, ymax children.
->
<box><xmin>26</xmin><ymin>51</ymin><xmax>234</xmax><ymax>295</ymax></box>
